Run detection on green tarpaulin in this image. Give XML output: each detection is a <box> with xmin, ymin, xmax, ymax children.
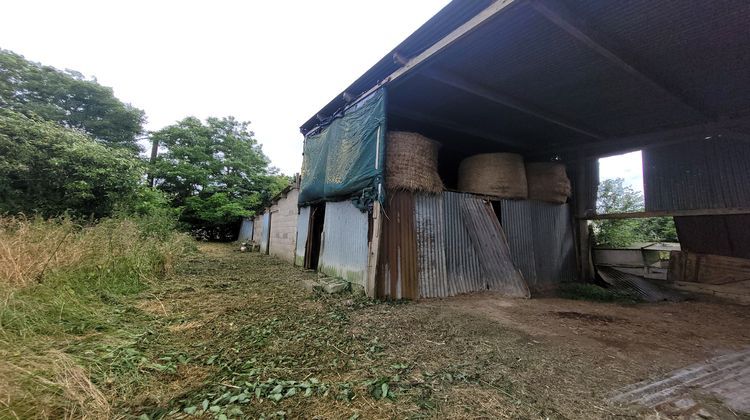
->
<box><xmin>299</xmin><ymin>89</ymin><xmax>386</xmax><ymax>207</ymax></box>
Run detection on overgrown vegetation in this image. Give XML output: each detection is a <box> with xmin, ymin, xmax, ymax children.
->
<box><xmin>593</xmin><ymin>178</ymin><xmax>677</xmax><ymax>247</ymax></box>
<box><xmin>0</xmin><ymin>215</ymin><xmax>193</xmax><ymax>418</ymax></box>
<box><xmin>0</xmin><ymin>50</ymin><xmax>286</xmax><ymax>239</ymax></box>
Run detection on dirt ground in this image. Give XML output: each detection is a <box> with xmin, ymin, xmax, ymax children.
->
<box><xmin>119</xmin><ymin>243</ymin><xmax>750</xmax><ymax>419</ymax></box>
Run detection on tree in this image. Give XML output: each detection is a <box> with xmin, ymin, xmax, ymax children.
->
<box><xmin>0</xmin><ymin>49</ymin><xmax>145</xmax><ymax>153</ymax></box>
<box><xmin>594</xmin><ymin>178</ymin><xmax>678</xmax><ymax>247</ymax></box>
<box><xmin>0</xmin><ymin>109</ymin><xmax>145</xmax><ymax>218</ymax></box>
<box><xmin>151</xmin><ymin>116</ymin><xmax>288</xmax><ymax>239</ymax></box>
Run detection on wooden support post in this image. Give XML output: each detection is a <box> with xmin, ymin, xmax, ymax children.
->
<box><xmin>573</xmin><ymin>157</ymin><xmax>596</xmax><ymax>282</ymax></box>
<box><xmin>366</xmin><ymin>200</ymin><xmax>383</xmax><ymax>298</ymax></box>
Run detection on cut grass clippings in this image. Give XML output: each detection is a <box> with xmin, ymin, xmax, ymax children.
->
<box><xmin>2</xmin><ymin>238</ymin><xmax>643</xmax><ymax>419</ymax></box>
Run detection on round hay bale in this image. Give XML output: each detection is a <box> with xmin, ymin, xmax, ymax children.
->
<box><xmin>386</xmin><ymin>131</ymin><xmax>444</xmax><ymax>193</ymax></box>
<box><xmin>526</xmin><ymin>162</ymin><xmax>571</xmax><ymax>204</ymax></box>
<box><xmin>458</xmin><ymin>153</ymin><xmax>527</xmax><ymax>199</ymax></box>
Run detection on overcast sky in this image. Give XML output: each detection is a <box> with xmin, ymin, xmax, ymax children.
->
<box><xmin>2</xmin><ymin>0</ymin><xmax>642</xmax><ymax>185</ymax></box>
<box><xmin>1</xmin><ymin>0</ymin><xmax>450</xmax><ymax>174</ymax></box>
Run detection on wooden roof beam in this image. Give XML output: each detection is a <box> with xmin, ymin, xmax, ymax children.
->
<box><xmin>421</xmin><ymin>68</ymin><xmax>606</xmax><ymax>140</ymax></box>
<box><xmin>529</xmin><ymin>0</ymin><xmax>710</xmax><ymax>119</ymax></box>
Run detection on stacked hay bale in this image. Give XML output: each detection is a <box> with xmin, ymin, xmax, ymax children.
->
<box><xmin>386</xmin><ymin>131</ymin><xmax>444</xmax><ymax>193</ymax></box>
<box><xmin>526</xmin><ymin>162</ymin><xmax>571</xmax><ymax>204</ymax></box>
<box><xmin>457</xmin><ymin>153</ymin><xmax>527</xmax><ymax>199</ymax></box>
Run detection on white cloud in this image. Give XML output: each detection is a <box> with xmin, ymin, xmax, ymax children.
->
<box><xmin>598</xmin><ymin>151</ymin><xmax>643</xmax><ymax>191</ymax></box>
<box><xmin>1</xmin><ymin>0</ymin><xmax>450</xmax><ymax>174</ymax></box>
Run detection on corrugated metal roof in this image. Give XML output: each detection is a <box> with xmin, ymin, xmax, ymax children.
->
<box><xmin>643</xmin><ymin>136</ymin><xmax>750</xmax><ymax>211</ymax></box>
<box><xmin>304</xmin><ymin>0</ymin><xmax>750</xmax><ymax>158</ymax></box>
<box><xmin>318</xmin><ymin>201</ymin><xmax>370</xmax><ymax>287</ymax></box>
<box><xmin>300</xmin><ymin>0</ymin><xmax>495</xmax><ymax>133</ymax></box>
<box><xmin>597</xmin><ymin>266</ymin><xmax>683</xmax><ymax>303</ymax></box>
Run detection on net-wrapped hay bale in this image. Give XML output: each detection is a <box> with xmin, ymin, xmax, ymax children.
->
<box><xmin>458</xmin><ymin>153</ymin><xmax>527</xmax><ymax>199</ymax></box>
<box><xmin>386</xmin><ymin>131</ymin><xmax>444</xmax><ymax>193</ymax></box>
<box><xmin>526</xmin><ymin>162</ymin><xmax>571</xmax><ymax>204</ymax></box>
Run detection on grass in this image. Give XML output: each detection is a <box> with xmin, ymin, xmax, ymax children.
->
<box><xmin>0</xmin><ymin>215</ymin><xmax>194</xmax><ymax>419</ymax></box>
<box><xmin>1</xmin><ymin>231</ymin><xmax>644</xmax><ymax>419</ymax></box>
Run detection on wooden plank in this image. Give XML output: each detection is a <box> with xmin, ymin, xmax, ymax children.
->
<box><xmin>669</xmin><ymin>251</ymin><xmax>750</xmax><ymax>285</ymax></box>
<box><xmin>583</xmin><ymin>208</ymin><xmax>750</xmax><ymax>220</ymax></box>
<box><xmin>366</xmin><ymin>201</ymin><xmax>383</xmax><ymax>298</ymax></box>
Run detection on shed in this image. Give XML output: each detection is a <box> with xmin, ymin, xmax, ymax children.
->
<box><xmin>294</xmin><ymin>0</ymin><xmax>750</xmax><ymax>299</ymax></box>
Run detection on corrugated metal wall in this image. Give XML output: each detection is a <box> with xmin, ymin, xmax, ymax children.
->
<box><xmin>463</xmin><ymin>197</ymin><xmax>528</xmax><ymax>297</ymax></box>
<box><xmin>379</xmin><ymin>191</ymin><xmax>536</xmax><ymax>299</ymax></box>
<box><xmin>675</xmin><ymin>214</ymin><xmax>750</xmax><ymax>259</ymax></box>
<box><xmin>643</xmin><ymin>137</ymin><xmax>750</xmax><ymax>211</ymax></box>
<box><xmin>377</xmin><ymin>192</ymin><xmax>419</xmax><ymax>299</ymax></box>
<box><xmin>238</xmin><ymin>219</ymin><xmax>254</xmax><ymax>242</ymax></box>
<box><xmin>500</xmin><ymin>200</ymin><xmax>577</xmax><ymax>291</ymax></box>
<box><xmin>260</xmin><ymin>212</ymin><xmax>271</xmax><ymax>255</ymax></box>
<box><xmin>415</xmin><ymin>194</ymin><xmax>449</xmax><ymax>298</ymax></box>
<box><xmin>318</xmin><ymin>200</ymin><xmax>370</xmax><ymax>287</ymax></box>
<box><xmin>295</xmin><ymin>206</ymin><xmax>311</xmax><ymax>266</ymax></box>
<box><xmin>443</xmin><ymin>192</ymin><xmax>486</xmax><ymax>295</ymax></box>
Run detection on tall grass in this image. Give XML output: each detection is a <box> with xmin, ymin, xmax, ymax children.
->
<box><xmin>0</xmin><ymin>214</ymin><xmax>194</xmax><ymax>419</ymax></box>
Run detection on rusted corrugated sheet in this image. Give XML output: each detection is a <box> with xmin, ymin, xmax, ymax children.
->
<box><xmin>643</xmin><ymin>137</ymin><xmax>750</xmax><ymax>211</ymax></box>
<box><xmin>674</xmin><ymin>214</ymin><xmax>750</xmax><ymax>259</ymax></box>
<box><xmin>377</xmin><ymin>191</ymin><xmax>419</xmax><ymax>299</ymax></box>
<box><xmin>294</xmin><ymin>207</ymin><xmax>311</xmax><ymax>266</ymax></box>
<box><xmin>415</xmin><ymin>194</ymin><xmax>449</xmax><ymax>298</ymax></box>
<box><xmin>443</xmin><ymin>192</ymin><xmax>486</xmax><ymax>295</ymax></box>
<box><xmin>500</xmin><ymin>200</ymin><xmax>577</xmax><ymax>291</ymax></box>
<box><xmin>238</xmin><ymin>218</ymin><xmax>254</xmax><ymax>242</ymax></box>
<box><xmin>260</xmin><ymin>212</ymin><xmax>271</xmax><ymax>254</ymax></box>
<box><xmin>462</xmin><ymin>197</ymin><xmax>529</xmax><ymax>298</ymax></box>
<box><xmin>318</xmin><ymin>201</ymin><xmax>369</xmax><ymax>288</ymax></box>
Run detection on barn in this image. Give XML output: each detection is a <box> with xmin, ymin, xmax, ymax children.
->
<box><xmin>275</xmin><ymin>1</ymin><xmax>750</xmax><ymax>301</ymax></box>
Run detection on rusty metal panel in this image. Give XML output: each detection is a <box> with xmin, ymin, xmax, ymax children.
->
<box><xmin>462</xmin><ymin>197</ymin><xmax>529</xmax><ymax>298</ymax></box>
<box><xmin>675</xmin><ymin>214</ymin><xmax>750</xmax><ymax>260</ymax></box>
<box><xmin>415</xmin><ymin>193</ymin><xmax>449</xmax><ymax>298</ymax></box>
<box><xmin>643</xmin><ymin>137</ymin><xmax>750</xmax><ymax>212</ymax></box>
<box><xmin>377</xmin><ymin>191</ymin><xmax>418</xmax><ymax>300</ymax></box>
<box><xmin>238</xmin><ymin>218</ymin><xmax>254</xmax><ymax>242</ymax></box>
<box><xmin>500</xmin><ymin>200</ymin><xmax>577</xmax><ymax>291</ymax></box>
<box><xmin>443</xmin><ymin>192</ymin><xmax>486</xmax><ymax>296</ymax></box>
<box><xmin>260</xmin><ymin>212</ymin><xmax>271</xmax><ymax>254</ymax></box>
<box><xmin>318</xmin><ymin>201</ymin><xmax>369</xmax><ymax>287</ymax></box>
<box><xmin>294</xmin><ymin>206</ymin><xmax>311</xmax><ymax>266</ymax></box>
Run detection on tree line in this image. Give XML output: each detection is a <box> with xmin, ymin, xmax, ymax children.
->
<box><xmin>0</xmin><ymin>49</ymin><xmax>287</xmax><ymax>239</ymax></box>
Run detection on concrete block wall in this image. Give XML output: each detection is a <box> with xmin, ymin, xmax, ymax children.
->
<box><xmin>268</xmin><ymin>188</ymin><xmax>299</xmax><ymax>263</ymax></box>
